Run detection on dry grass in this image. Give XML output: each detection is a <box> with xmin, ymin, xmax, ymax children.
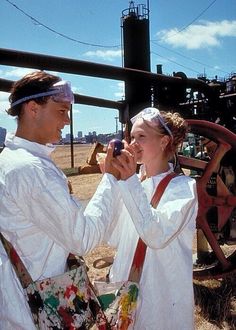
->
<box><xmin>194</xmin><ymin>277</ymin><xmax>236</xmax><ymax>329</ymax></box>
<box><xmin>52</xmin><ymin>144</ymin><xmax>236</xmax><ymax>330</ymax></box>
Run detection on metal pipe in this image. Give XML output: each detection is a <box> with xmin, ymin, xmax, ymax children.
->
<box><xmin>0</xmin><ymin>78</ymin><xmax>124</xmax><ymax>110</ymax></box>
<box><xmin>0</xmin><ymin>48</ymin><xmax>209</xmax><ymax>90</ymax></box>
<box><xmin>69</xmin><ymin>105</ymin><xmax>74</xmax><ymax>168</ymax></box>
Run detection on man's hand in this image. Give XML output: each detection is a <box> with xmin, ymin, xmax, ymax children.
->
<box><xmin>102</xmin><ymin>142</ymin><xmax>121</xmax><ymax>179</ymax></box>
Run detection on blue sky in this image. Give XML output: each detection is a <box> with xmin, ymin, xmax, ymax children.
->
<box><xmin>0</xmin><ymin>0</ymin><xmax>236</xmax><ymax>137</ymax></box>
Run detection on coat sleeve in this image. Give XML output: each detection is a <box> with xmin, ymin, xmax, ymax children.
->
<box><xmin>117</xmin><ymin>174</ymin><xmax>198</xmax><ymax>249</ymax></box>
<box><xmin>7</xmin><ymin>164</ymin><xmax>119</xmax><ymax>255</ymax></box>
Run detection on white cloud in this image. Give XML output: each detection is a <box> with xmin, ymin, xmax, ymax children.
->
<box><xmin>2</xmin><ymin>68</ymin><xmax>59</xmax><ymax>79</ymax></box>
<box><xmin>72</xmin><ymin>107</ymin><xmax>81</xmax><ymax>114</ymax></box>
<box><xmin>4</xmin><ymin>68</ymin><xmax>36</xmax><ymax>78</ymax></box>
<box><xmin>156</xmin><ymin>20</ymin><xmax>236</xmax><ymax>50</ymax></box>
<box><xmin>114</xmin><ymin>81</ymin><xmax>124</xmax><ymax>99</ymax></box>
<box><xmin>72</xmin><ymin>86</ymin><xmax>82</xmax><ymax>94</ymax></box>
<box><xmin>0</xmin><ymin>92</ymin><xmax>9</xmax><ymax>101</ymax></box>
<box><xmin>0</xmin><ymin>92</ymin><xmax>10</xmax><ymax>114</ymax></box>
<box><xmin>83</xmin><ymin>49</ymin><xmax>122</xmax><ymax>61</ymax></box>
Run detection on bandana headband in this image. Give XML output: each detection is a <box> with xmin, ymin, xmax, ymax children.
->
<box><xmin>130</xmin><ymin>107</ymin><xmax>173</xmax><ymax>137</ymax></box>
<box><xmin>11</xmin><ymin>80</ymin><xmax>74</xmax><ymax>107</ymax></box>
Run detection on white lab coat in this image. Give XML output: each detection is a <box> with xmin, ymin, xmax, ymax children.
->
<box><xmin>104</xmin><ymin>169</ymin><xmax>198</xmax><ymax>330</ymax></box>
<box><xmin>0</xmin><ymin>133</ymin><xmax>117</xmax><ymax>329</ymax></box>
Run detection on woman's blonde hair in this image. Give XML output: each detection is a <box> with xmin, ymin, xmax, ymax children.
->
<box><xmin>156</xmin><ymin>111</ymin><xmax>187</xmax><ymax>157</ymax></box>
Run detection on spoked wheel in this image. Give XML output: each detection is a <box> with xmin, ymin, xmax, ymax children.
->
<box><xmin>178</xmin><ymin>120</ymin><xmax>236</xmax><ymax>280</ymax></box>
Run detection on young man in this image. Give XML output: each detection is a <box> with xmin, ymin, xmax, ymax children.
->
<box><xmin>0</xmin><ymin>71</ymin><xmax>117</xmax><ymax>329</ymax></box>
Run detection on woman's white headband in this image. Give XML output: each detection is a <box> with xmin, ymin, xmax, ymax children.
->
<box><xmin>130</xmin><ymin>107</ymin><xmax>173</xmax><ymax>137</ymax></box>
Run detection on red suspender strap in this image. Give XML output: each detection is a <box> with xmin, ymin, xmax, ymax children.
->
<box><xmin>128</xmin><ymin>172</ymin><xmax>178</xmax><ymax>282</ymax></box>
<box><xmin>151</xmin><ymin>172</ymin><xmax>178</xmax><ymax>208</ymax></box>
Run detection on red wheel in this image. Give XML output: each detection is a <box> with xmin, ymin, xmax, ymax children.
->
<box><xmin>178</xmin><ymin>120</ymin><xmax>236</xmax><ymax>280</ymax></box>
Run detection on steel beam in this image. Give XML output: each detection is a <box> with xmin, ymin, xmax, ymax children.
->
<box><xmin>0</xmin><ymin>78</ymin><xmax>124</xmax><ymax>110</ymax></box>
<box><xmin>0</xmin><ymin>48</ymin><xmax>211</xmax><ymax>93</ymax></box>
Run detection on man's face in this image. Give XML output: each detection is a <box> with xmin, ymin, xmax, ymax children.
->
<box><xmin>34</xmin><ymin>98</ymin><xmax>71</xmax><ymax>144</ymax></box>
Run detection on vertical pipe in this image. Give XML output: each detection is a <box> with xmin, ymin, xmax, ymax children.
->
<box><xmin>122</xmin><ymin>2</ymin><xmax>151</xmax><ymax>119</ymax></box>
<box><xmin>70</xmin><ymin>105</ymin><xmax>74</xmax><ymax>168</ymax></box>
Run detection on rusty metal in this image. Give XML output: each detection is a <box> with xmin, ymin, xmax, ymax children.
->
<box><xmin>179</xmin><ymin>120</ymin><xmax>236</xmax><ymax>279</ymax></box>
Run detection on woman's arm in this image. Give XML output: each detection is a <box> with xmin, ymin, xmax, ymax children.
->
<box><xmin>117</xmin><ymin>174</ymin><xmax>198</xmax><ymax>249</ymax></box>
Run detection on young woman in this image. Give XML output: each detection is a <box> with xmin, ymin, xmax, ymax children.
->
<box><xmin>103</xmin><ymin>107</ymin><xmax>198</xmax><ymax>330</ymax></box>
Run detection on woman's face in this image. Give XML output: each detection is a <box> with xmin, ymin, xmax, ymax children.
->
<box><xmin>130</xmin><ymin>119</ymin><xmax>164</xmax><ymax>165</ymax></box>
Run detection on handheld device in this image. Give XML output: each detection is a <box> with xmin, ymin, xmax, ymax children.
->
<box><xmin>111</xmin><ymin>139</ymin><xmax>124</xmax><ymax>157</ymax></box>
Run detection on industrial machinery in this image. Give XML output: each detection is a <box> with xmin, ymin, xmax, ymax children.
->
<box><xmin>121</xmin><ymin>2</ymin><xmax>236</xmax><ymax>280</ymax></box>
<box><xmin>178</xmin><ymin>116</ymin><xmax>236</xmax><ymax>280</ymax></box>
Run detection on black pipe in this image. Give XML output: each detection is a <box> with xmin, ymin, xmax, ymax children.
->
<box><xmin>0</xmin><ymin>48</ymin><xmax>211</xmax><ymax>92</ymax></box>
<box><xmin>69</xmin><ymin>105</ymin><xmax>74</xmax><ymax>168</ymax></box>
<box><xmin>0</xmin><ymin>78</ymin><xmax>124</xmax><ymax>110</ymax></box>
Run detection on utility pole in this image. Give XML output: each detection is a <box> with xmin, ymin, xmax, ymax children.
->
<box><xmin>115</xmin><ymin>116</ymin><xmax>119</xmax><ymax>133</ymax></box>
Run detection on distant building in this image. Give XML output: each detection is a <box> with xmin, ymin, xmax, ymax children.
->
<box><xmin>62</xmin><ymin>129</ymin><xmax>123</xmax><ymax>145</ymax></box>
<box><xmin>85</xmin><ymin>131</ymin><xmax>96</xmax><ymax>144</ymax></box>
<box><xmin>63</xmin><ymin>133</ymin><xmax>71</xmax><ymax>144</ymax></box>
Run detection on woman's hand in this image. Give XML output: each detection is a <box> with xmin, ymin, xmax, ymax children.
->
<box><xmin>112</xmin><ymin>142</ymin><xmax>137</xmax><ymax>180</ymax></box>
<box><xmin>98</xmin><ymin>140</ymin><xmax>137</xmax><ymax>180</ymax></box>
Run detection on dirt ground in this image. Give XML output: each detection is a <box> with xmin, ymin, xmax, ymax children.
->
<box><xmin>51</xmin><ymin>144</ymin><xmax>236</xmax><ymax>330</ymax></box>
